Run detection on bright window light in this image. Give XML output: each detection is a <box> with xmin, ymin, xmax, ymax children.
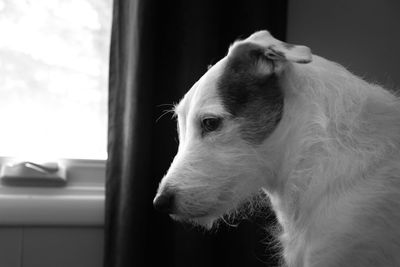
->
<box><xmin>0</xmin><ymin>0</ymin><xmax>112</xmax><ymax>160</ymax></box>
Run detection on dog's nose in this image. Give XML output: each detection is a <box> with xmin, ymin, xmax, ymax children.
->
<box><xmin>153</xmin><ymin>191</ymin><xmax>175</xmax><ymax>214</ymax></box>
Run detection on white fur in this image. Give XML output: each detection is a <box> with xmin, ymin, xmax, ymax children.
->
<box><xmin>156</xmin><ymin>31</ymin><xmax>400</xmax><ymax>266</ymax></box>
<box><xmin>265</xmin><ymin>56</ymin><xmax>400</xmax><ymax>266</ymax></box>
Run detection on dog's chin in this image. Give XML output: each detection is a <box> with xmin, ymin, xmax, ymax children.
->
<box><xmin>170</xmin><ymin>214</ymin><xmax>217</xmax><ymax>230</ymax></box>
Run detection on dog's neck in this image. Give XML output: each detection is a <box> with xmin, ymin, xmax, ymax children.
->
<box><xmin>260</xmin><ymin>57</ymin><xmax>400</xmax><ymax>264</ymax></box>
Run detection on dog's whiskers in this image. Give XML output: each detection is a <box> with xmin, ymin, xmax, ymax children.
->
<box><xmin>155</xmin><ymin>108</ymin><xmax>175</xmax><ymax>123</ymax></box>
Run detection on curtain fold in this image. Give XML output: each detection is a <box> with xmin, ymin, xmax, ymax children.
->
<box><xmin>105</xmin><ymin>1</ymin><xmax>288</xmax><ymax>266</ymax></box>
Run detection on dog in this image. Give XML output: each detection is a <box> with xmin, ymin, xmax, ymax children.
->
<box><xmin>153</xmin><ymin>30</ymin><xmax>400</xmax><ymax>267</ymax></box>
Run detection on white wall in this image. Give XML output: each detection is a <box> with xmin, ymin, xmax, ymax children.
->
<box><xmin>287</xmin><ymin>0</ymin><xmax>400</xmax><ymax>89</ymax></box>
<box><xmin>0</xmin><ymin>227</ymin><xmax>103</xmax><ymax>267</ymax></box>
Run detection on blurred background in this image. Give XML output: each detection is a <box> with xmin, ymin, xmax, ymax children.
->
<box><xmin>288</xmin><ymin>0</ymin><xmax>400</xmax><ymax>90</ymax></box>
<box><xmin>0</xmin><ymin>0</ymin><xmax>111</xmax><ymax>160</ymax></box>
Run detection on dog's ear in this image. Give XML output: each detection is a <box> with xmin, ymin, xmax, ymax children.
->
<box><xmin>227</xmin><ymin>30</ymin><xmax>312</xmax><ymax>76</ymax></box>
<box><xmin>247</xmin><ymin>30</ymin><xmax>312</xmax><ymax>64</ymax></box>
<box><xmin>264</xmin><ymin>44</ymin><xmax>312</xmax><ymax>64</ymax></box>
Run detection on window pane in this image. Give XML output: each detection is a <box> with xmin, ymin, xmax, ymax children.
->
<box><xmin>0</xmin><ymin>0</ymin><xmax>112</xmax><ymax>159</ymax></box>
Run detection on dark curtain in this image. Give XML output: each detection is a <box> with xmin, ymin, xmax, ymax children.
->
<box><xmin>105</xmin><ymin>1</ymin><xmax>288</xmax><ymax>267</ymax></box>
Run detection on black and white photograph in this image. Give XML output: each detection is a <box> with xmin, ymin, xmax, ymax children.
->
<box><xmin>0</xmin><ymin>1</ymin><xmax>399</xmax><ymax>267</ymax></box>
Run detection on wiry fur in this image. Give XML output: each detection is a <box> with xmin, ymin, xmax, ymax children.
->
<box><xmin>266</xmin><ymin>55</ymin><xmax>400</xmax><ymax>266</ymax></box>
<box><xmin>155</xmin><ymin>31</ymin><xmax>400</xmax><ymax>266</ymax></box>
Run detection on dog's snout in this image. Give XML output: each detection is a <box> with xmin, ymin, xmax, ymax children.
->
<box><xmin>153</xmin><ymin>190</ymin><xmax>176</xmax><ymax>214</ymax></box>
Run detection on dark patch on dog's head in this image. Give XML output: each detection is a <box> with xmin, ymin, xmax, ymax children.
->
<box><xmin>217</xmin><ymin>42</ymin><xmax>284</xmax><ymax>144</ymax></box>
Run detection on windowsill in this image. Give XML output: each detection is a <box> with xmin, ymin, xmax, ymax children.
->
<box><xmin>0</xmin><ymin>157</ymin><xmax>105</xmax><ymax>226</ymax></box>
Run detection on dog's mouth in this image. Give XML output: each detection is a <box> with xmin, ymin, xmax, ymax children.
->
<box><xmin>170</xmin><ymin>192</ymin><xmax>265</xmax><ymax>229</ymax></box>
<box><xmin>169</xmin><ymin>205</ymin><xmax>221</xmax><ymax>229</ymax></box>
<box><xmin>170</xmin><ymin>214</ymin><xmax>217</xmax><ymax>229</ymax></box>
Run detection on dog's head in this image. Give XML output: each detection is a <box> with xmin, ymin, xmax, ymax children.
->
<box><xmin>154</xmin><ymin>31</ymin><xmax>312</xmax><ymax>228</ymax></box>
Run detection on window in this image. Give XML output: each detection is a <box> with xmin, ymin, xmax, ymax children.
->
<box><xmin>0</xmin><ymin>0</ymin><xmax>112</xmax><ymax>160</ymax></box>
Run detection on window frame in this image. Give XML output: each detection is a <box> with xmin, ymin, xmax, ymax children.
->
<box><xmin>0</xmin><ymin>157</ymin><xmax>106</xmax><ymax>226</ymax></box>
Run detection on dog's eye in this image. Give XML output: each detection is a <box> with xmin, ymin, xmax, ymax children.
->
<box><xmin>201</xmin><ymin>117</ymin><xmax>222</xmax><ymax>133</ymax></box>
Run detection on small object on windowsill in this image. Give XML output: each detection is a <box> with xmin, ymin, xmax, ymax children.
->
<box><xmin>0</xmin><ymin>161</ymin><xmax>67</xmax><ymax>187</ymax></box>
